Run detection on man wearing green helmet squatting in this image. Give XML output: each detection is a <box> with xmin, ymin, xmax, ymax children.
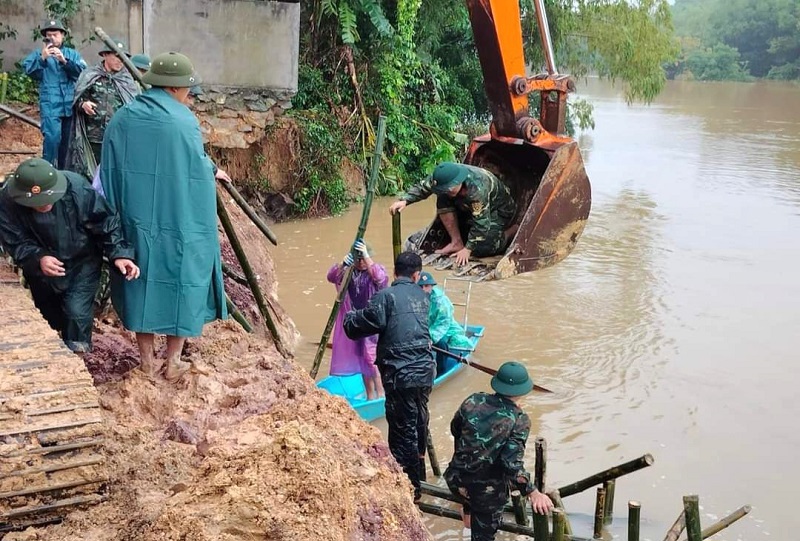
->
<box><xmin>445</xmin><ymin>361</ymin><xmax>553</xmax><ymax>540</ymax></box>
<box><xmin>101</xmin><ymin>52</ymin><xmax>227</xmax><ymax>382</ymax></box>
<box><xmin>389</xmin><ymin>163</ymin><xmax>516</xmax><ymax>266</ymax></box>
<box><xmin>0</xmin><ymin>158</ymin><xmax>139</xmax><ymax>353</ymax></box>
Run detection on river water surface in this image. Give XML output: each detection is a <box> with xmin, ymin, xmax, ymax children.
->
<box><xmin>268</xmin><ymin>78</ymin><xmax>800</xmax><ymax>540</ymax></box>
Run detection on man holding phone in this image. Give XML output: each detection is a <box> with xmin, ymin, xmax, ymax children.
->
<box><xmin>22</xmin><ymin>19</ymin><xmax>86</xmax><ymax>169</ymax></box>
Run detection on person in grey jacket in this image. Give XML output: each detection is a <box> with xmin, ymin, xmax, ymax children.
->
<box><xmin>344</xmin><ymin>251</ymin><xmax>434</xmax><ymax>500</ymax></box>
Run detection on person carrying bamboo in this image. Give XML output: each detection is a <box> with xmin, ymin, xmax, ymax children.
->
<box><xmin>326</xmin><ymin>239</ymin><xmax>388</xmax><ymax>399</ymax></box>
<box><xmin>343</xmin><ymin>251</ymin><xmax>434</xmax><ymax>501</ymax></box>
<box><xmin>445</xmin><ymin>361</ymin><xmax>553</xmax><ymax>540</ymax></box>
<box><xmin>389</xmin><ymin>162</ymin><xmax>517</xmax><ymax>266</ymax></box>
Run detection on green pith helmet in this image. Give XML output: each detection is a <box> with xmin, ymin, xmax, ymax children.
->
<box><xmin>142</xmin><ymin>52</ymin><xmax>202</xmax><ymax>88</ymax></box>
<box><xmin>188</xmin><ymin>84</ymin><xmax>204</xmax><ymax>97</ymax></box>
<box><xmin>6</xmin><ymin>158</ymin><xmax>68</xmax><ymax>208</ymax></box>
<box><xmin>417</xmin><ymin>272</ymin><xmax>437</xmax><ymax>286</ymax></box>
<box><xmin>131</xmin><ymin>53</ymin><xmax>151</xmax><ymax>70</ymax></box>
<box><xmin>431</xmin><ymin>162</ymin><xmax>469</xmax><ymax>194</ymax></box>
<box><xmin>98</xmin><ymin>38</ymin><xmax>129</xmax><ymax>56</ymax></box>
<box><xmin>490</xmin><ymin>361</ymin><xmax>534</xmax><ymax>397</ymax></box>
<box><xmin>40</xmin><ymin>19</ymin><xmax>67</xmax><ymax>36</ymax></box>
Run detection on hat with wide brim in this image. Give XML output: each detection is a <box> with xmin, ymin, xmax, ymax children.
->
<box><xmin>188</xmin><ymin>84</ymin><xmax>204</xmax><ymax>97</ymax></box>
<box><xmin>142</xmin><ymin>52</ymin><xmax>202</xmax><ymax>88</ymax></box>
<box><xmin>431</xmin><ymin>162</ymin><xmax>470</xmax><ymax>195</ymax></box>
<box><xmin>6</xmin><ymin>158</ymin><xmax>68</xmax><ymax>207</ymax></box>
<box><xmin>131</xmin><ymin>54</ymin><xmax>151</xmax><ymax>70</ymax></box>
<box><xmin>40</xmin><ymin>19</ymin><xmax>67</xmax><ymax>36</ymax></box>
<box><xmin>490</xmin><ymin>361</ymin><xmax>534</xmax><ymax>397</ymax></box>
<box><xmin>418</xmin><ymin>272</ymin><xmax>437</xmax><ymax>286</ymax></box>
<box><xmin>98</xmin><ymin>38</ymin><xmax>130</xmax><ymax>57</ymax></box>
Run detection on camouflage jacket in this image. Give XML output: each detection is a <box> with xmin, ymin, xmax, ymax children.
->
<box><xmin>447</xmin><ymin>392</ymin><xmax>535</xmax><ymax>495</ymax></box>
<box><xmin>343</xmin><ymin>277</ymin><xmax>435</xmax><ymax>391</ymax></box>
<box><xmin>78</xmin><ymin>71</ymin><xmax>127</xmax><ymax>142</ymax></box>
<box><xmin>402</xmin><ymin>165</ymin><xmax>515</xmax><ymax>251</ymax></box>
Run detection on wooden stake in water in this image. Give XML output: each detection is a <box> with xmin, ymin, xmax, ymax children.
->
<box><xmin>510</xmin><ymin>490</ymin><xmax>528</xmax><ymax>526</ymax></box>
<box><xmin>700</xmin><ymin>505</ymin><xmax>751</xmax><ymax>539</ymax></box>
<box><xmin>552</xmin><ymin>508</ymin><xmax>566</xmax><ymax>541</ymax></box>
<box><xmin>593</xmin><ymin>486</ymin><xmax>606</xmax><ymax>539</ymax></box>
<box><xmin>534</xmin><ymin>437</ymin><xmax>547</xmax><ymax>492</ymax></box>
<box><xmin>559</xmin><ymin>454</ymin><xmax>654</xmax><ymax>498</ymax></box>
<box><xmin>532</xmin><ymin>510</ymin><xmax>549</xmax><ymax>541</ymax></box>
<box><xmin>426</xmin><ymin>429</ymin><xmax>441</xmax><ymax>477</ymax></box>
<box><xmin>309</xmin><ymin>116</ymin><xmax>387</xmax><ymax>379</ymax></box>
<box><xmin>392</xmin><ymin>212</ymin><xmax>402</xmax><ymax>261</ymax></box>
<box><xmin>663</xmin><ymin>510</ymin><xmax>686</xmax><ymax>541</ymax></box>
<box><xmin>603</xmin><ymin>479</ymin><xmax>616</xmax><ymax>524</ymax></box>
<box><xmin>547</xmin><ymin>489</ymin><xmax>573</xmax><ymax>536</ymax></box>
<box><xmin>627</xmin><ymin>500</ymin><xmax>640</xmax><ymax>541</ymax></box>
<box><xmin>683</xmin><ymin>495</ymin><xmax>702</xmax><ymax>541</ymax></box>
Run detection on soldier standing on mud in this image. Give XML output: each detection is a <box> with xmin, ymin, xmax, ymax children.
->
<box><xmin>68</xmin><ymin>38</ymin><xmax>139</xmax><ymax>177</ymax></box>
<box><xmin>389</xmin><ymin>162</ymin><xmax>516</xmax><ymax>266</ymax></box>
<box><xmin>445</xmin><ymin>361</ymin><xmax>553</xmax><ymax>540</ymax></box>
<box><xmin>343</xmin><ymin>251</ymin><xmax>434</xmax><ymax>501</ymax></box>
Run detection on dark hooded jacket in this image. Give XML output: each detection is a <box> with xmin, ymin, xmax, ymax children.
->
<box><xmin>343</xmin><ymin>277</ymin><xmax>434</xmax><ymax>390</ymax></box>
<box><xmin>0</xmin><ymin>171</ymin><xmax>134</xmax><ymax>291</ymax></box>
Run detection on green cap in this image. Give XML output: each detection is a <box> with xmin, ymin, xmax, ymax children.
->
<box><xmin>431</xmin><ymin>162</ymin><xmax>469</xmax><ymax>194</ymax></box>
<box><xmin>131</xmin><ymin>53</ymin><xmax>151</xmax><ymax>70</ymax></box>
<box><xmin>40</xmin><ymin>19</ymin><xmax>66</xmax><ymax>36</ymax></box>
<box><xmin>490</xmin><ymin>361</ymin><xmax>534</xmax><ymax>397</ymax></box>
<box><xmin>98</xmin><ymin>38</ymin><xmax>130</xmax><ymax>57</ymax></box>
<box><xmin>6</xmin><ymin>158</ymin><xmax>68</xmax><ymax>208</ymax></box>
<box><xmin>142</xmin><ymin>52</ymin><xmax>201</xmax><ymax>88</ymax></box>
<box><xmin>418</xmin><ymin>272</ymin><xmax>437</xmax><ymax>286</ymax></box>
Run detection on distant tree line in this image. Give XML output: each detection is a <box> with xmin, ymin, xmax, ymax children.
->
<box><xmin>668</xmin><ymin>0</ymin><xmax>799</xmax><ymax>81</ymax></box>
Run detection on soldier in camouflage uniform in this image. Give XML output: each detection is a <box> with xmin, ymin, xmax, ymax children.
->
<box><xmin>389</xmin><ymin>162</ymin><xmax>517</xmax><ymax>266</ymax></box>
<box><xmin>66</xmin><ymin>38</ymin><xmax>139</xmax><ymax>178</ymax></box>
<box><xmin>444</xmin><ymin>361</ymin><xmax>553</xmax><ymax>540</ymax></box>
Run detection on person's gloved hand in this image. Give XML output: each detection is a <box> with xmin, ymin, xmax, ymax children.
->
<box><xmin>343</xmin><ymin>253</ymin><xmax>355</xmax><ymax>267</ymax></box>
<box><xmin>353</xmin><ymin>239</ymin><xmax>369</xmax><ymax>259</ymax></box>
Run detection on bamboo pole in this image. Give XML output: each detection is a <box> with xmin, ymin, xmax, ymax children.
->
<box><xmin>220</xmin><ymin>179</ymin><xmax>278</xmax><ymax>245</ymax></box>
<box><xmin>683</xmin><ymin>495</ymin><xmax>701</xmax><ymax>541</ymax></box>
<box><xmin>593</xmin><ymin>486</ymin><xmax>606</xmax><ymax>538</ymax></box>
<box><xmin>221</xmin><ymin>261</ymin><xmax>248</xmax><ymax>286</ymax></box>
<box><xmin>392</xmin><ymin>212</ymin><xmax>402</xmax><ymax>261</ymax></box>
<box><xmin>0</xmin><ymin>104</ymin><xmax>40</xmax><ymax>129</ymax></box>
<box><xmin>310</xmin><ymin>115</ymin><xmax>387</xmax><ymax>378</ymax></box>
<box><xmin>603</xmin><ymin>479</ymin><xmax>615</xmax><ymax>524</ymax></box>
<box><xmin>0</xmin><ymin>72</ymin><xmax>8</xmax><ymax>104</ymax></box>
<box><xmin>552</xmin><ymin>508</ymin><xmax>566</xmax><ymax>541</ymax></box>
<box><xmin>699</xmin><ymin>505</ymin><xmax>750</xmax><ymax>539</ymax></box>
<box><xmin>94</xmin><ymin>27</ymin><xmax>148</xmax><ymax>88</ymax></box>
<box><xmin>511</xmin><ymin>490</ymin><xmax>529</xmax><ymax>526</ymax></box>
<box><xmin>628</xmin><ymin>500</ymin><xmax>640</xmax><ymax>541</ymax></box>
<box><xmin>534</xmin><ymin>437</ymin><xmax>547</xmax><ymax>492</ymax></box>
<box><xmin>547</xmin><ymin>489</ymin><xmax>573</xmax><ymax>536</ymax></box>
<box><xmin>663</xmin><ymin>511</ymin><xmax>686</xmax><ymax>541</ymax></box>
<box><xmin>225</xmin><ymin>294</ymin><xmax>253</xmax><ymax>333</ymax></box>
<box><xmin>426</xmin><ymin>429</ymin><xmax>441</xmax><ymax>477</ymax></box>
<box><xmin>217</xmin><ymin>192</ymin><xmax>287</xmax><ymax>355</ymax></box>
<box><xmin>532</xmin><ymin>511</ymin><xmax>549</xmax><ymax>541</ymax></box>
<box><xmin>558</xmin><ymin>454</ymin><xmax>655</xmax><ymax>498</ymax></box>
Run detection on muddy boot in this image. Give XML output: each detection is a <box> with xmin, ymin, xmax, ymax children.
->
<box><xmin>164</xmin><ymin>356</ymin><xmax>191</xmax><ymax>382</ymax></box>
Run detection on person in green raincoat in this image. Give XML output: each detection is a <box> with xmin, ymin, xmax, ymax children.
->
<box><xmin>417</xmin><ymin>272</ymin><xmax>473</xmax><ymax>376</ymax></box>
<box><xmin>100</xmin><ymin>52</ymin><xmax>227</xmax><ymax>382</ymax></box>
<box><xmin>0</xmin><ymin>158</ymin><xmax>139</xmax><ymax>353</ymax></box>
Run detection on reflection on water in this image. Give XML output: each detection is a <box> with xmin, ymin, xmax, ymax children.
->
<box><xmin>270</xmin><ymin>78</ymin><xmax>800</xmax><ymax>539</ymax></box>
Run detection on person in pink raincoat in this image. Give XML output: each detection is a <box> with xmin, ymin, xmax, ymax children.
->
<box><xmin>327</xmin><ymin>239</ymin><xmax>388</xmax><ymax>399</ymax></box>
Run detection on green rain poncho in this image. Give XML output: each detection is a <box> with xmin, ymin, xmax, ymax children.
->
<box><xmin>429</xmin><ymin>287</ymin><xmax>473</xmax><ymax>350</ymax></box>
<box><xmin>100</xmin><ymin>88</ymin><xmax>227</xmax><ymax>336</ymax></box>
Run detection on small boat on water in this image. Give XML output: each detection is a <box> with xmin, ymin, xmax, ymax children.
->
<box><xmin>316</xmin><ymin>324</ymin><xmax>485</xmax><ymax>422</ymax></box>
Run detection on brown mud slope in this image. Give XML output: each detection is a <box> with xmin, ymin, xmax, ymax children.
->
<box><xmin>0</xmin><ymin>107</ymin><xmax>42</xmax><ymax>176</ymax></box>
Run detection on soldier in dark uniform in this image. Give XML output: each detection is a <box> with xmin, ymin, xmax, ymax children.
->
<box><xmin>67</xmin><ymin>38</ymin><xmax>139</xmax><ymax>177</ymax></box>
<box><xmin>343</xmin><ymin>252</ymin><xmax>434</xmax><ymax>501</ymax></box>
<box><xmin>0</xmin><ymin>158</ymin><xmax>139</xmax><ymax>352</ymax></box>
<box><xmin>445</xmin><ymin>361</ymin><xmax>553</xmax><ymax>540</ymax></box>
<box><xmin>389</xmin><ymin>162</ymin><xmax>516</xmax><ymax>266</ymax></box>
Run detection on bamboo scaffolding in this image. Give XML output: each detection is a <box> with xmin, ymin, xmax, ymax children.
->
<box><xmin>217</xmin><ymin>192</ymin><xmax>286</xmax><ymax>354</ymax></box>
<box><xmin>603</xmin><ymin>479</ymin><xmax>616</xmax><ymax>524</ymax></box>
<box><xmin>532</xmin><ymin>510</ymin><xmax>549</xmax><ymax>540</ymax></box>
<box><xmin>593</xmin><ymin>486</ymin><xmax>606</xmax><ymax>538</ymax></box>
<box><xmin>663</xmin><ymin>511</ymin><xmax>686</xmax><ymax>541</ymax></box>
<box><xmin>558</xmin><ymin>454</ymin><xmax>654</xmax><ymax>498</ymax></box>
<box><xmin>511</xmin><ymin>490</ymin><xmax>529</xmax><ymax>526</ymax></box>
<box><xmin>310</xmin><ymin>115</ymin><xmax>387</xmax><ymax>378</ymax></box>
<box><xmin>548</xmin><ymin>489</ymin><xmax>573</xmax><ymax>536</ymax></box>
<box><xmin>683</xmin><ymin>495</ymin><xmax>702</xmax><ymax>541</ymax></box>
<box><xmin>697</xmin><ymin>505</ymin><xmax>751</xmax><ymax>539</ymax></box>
<box><xmin>552</xmin><ymin>508</ymin><xmax>567</xmax><ymax>541</ymax></box>
<box><xmin>628</xmin><ymin>500</ymin><xmax>640</xmax><ymax>541</ymax></box>
<box><xmin>220</xmin><ymin>179</ymin><xmax>278</xmax><ymax>246</ymax></box>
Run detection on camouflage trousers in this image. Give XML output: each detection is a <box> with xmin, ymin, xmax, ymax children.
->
<box><xmin>444</xmin><ymin>471</ymin><xmax>508</xmax><ymax>541</ymax></box>
<box><xmin>435</xmin><ymin>195</ymin><xmax>511</xmax><ymax>257</ymax></box>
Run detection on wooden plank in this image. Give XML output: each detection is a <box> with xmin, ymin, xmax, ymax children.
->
<box><xmin>0</xmin><ymin>438</ymin><xmax>105</xmax><ymax>459</ymax></box>
<box><xmin>0</xmin><ymin>493</ymin><xmax>107</xmax><ymax>519</ymax></box>
<box><xmin>0</xmin><ymin>456</ymin><xmax>104</xmax><ymax>479</ymax></box>
<box><xmin>0</xmin><ymin>477</ymin><xmax>105</xmax><ymax>499</ymax></box>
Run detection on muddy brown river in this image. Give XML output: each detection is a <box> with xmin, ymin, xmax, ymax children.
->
<box><xmin>269</xmin><ymin>78</ymin><xmax>800</xmax><ymax>540</ymax></box>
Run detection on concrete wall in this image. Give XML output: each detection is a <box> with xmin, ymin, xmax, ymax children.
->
<box><xmin>0</xmin><ymin>0</ymin><xmax>299</xmax><ymax>91</ymax></box>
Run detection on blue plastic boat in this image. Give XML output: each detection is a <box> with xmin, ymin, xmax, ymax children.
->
<box><xmin>316</xmin><ymin>324</ymin><xmax>485</xmax><ymax>422</ymax></box>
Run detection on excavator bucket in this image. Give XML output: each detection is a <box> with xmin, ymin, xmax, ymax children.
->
<box><xmin>405</xmin><ymin>136</ymin><xmax>591</xmax><ymax>281</ymax></box>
